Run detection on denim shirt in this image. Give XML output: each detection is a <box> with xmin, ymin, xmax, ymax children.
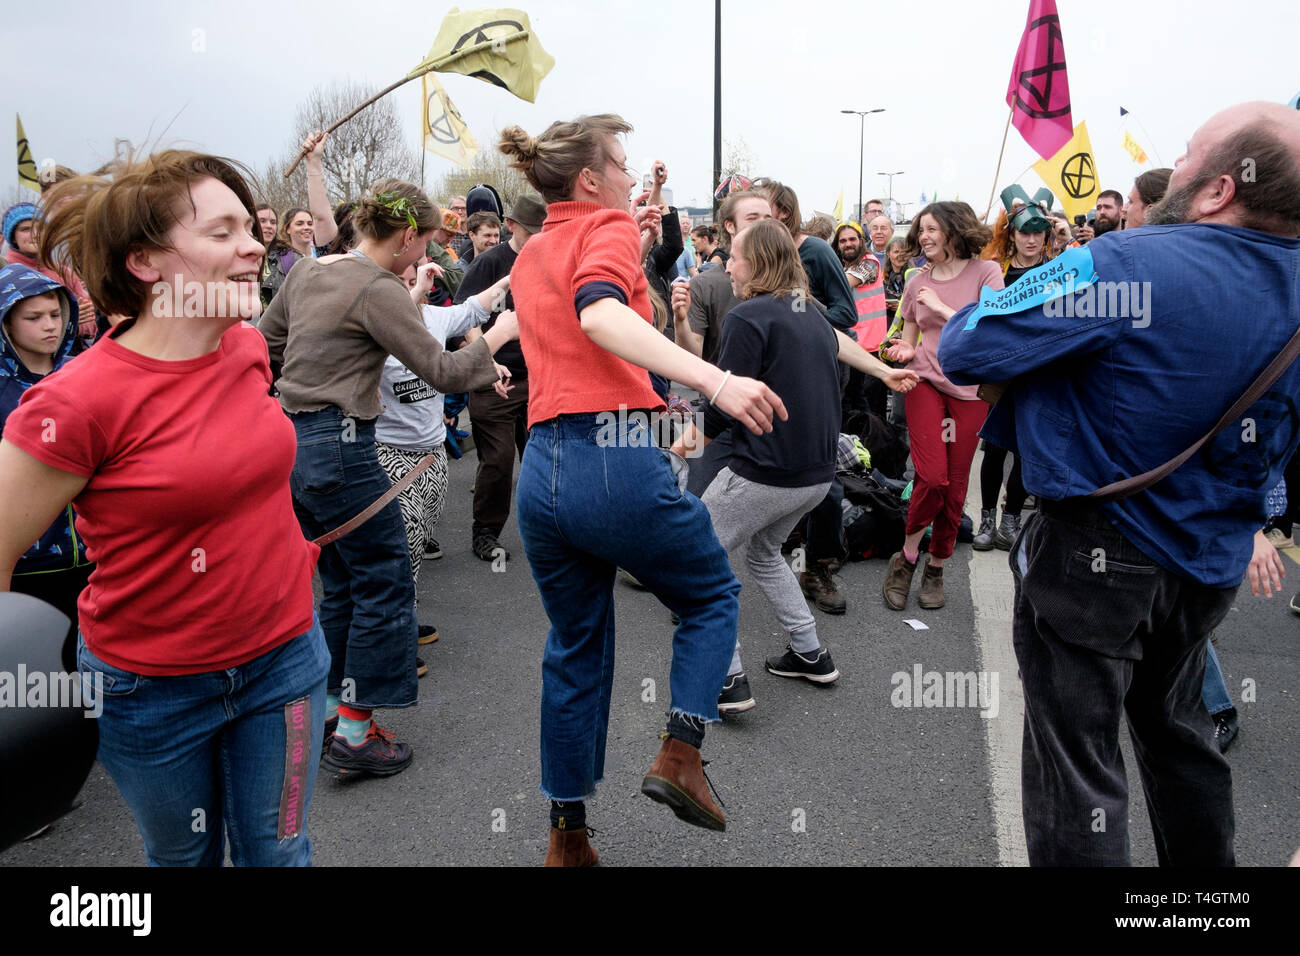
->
<box><xmin>937</xmin><ymin>223</ymin><xmax>1300</xmax><ymax>587</ymax></box>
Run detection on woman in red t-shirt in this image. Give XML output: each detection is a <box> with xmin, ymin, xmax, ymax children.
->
<box><xmin>882</xmin><ymin>202</ymin><xmax>1002</xmax><ymax>611</ymax></box>
<box><xmin>498</xmin><ymin>114</ymin><xmax>785</xmax><ymax>866</ymax></box>
<box><xmin>0</xmin><ymin>151</ymin><xmax>328</xmax><ymax>866</ymax></box>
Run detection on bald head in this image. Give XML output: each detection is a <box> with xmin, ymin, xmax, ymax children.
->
<box><xmin>1148</xmin><ymin>101</ymin><xmax>1300</xmax><ymax>235</ymax></box>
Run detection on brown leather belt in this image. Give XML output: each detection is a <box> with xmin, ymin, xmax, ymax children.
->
<box><xmin>310</xmin><ymin>452</ymin><xmax>438</xmax><ymax>548</ymax></box>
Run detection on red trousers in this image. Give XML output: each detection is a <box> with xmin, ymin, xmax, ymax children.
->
<box><xmin>903</xmin><ymin>381</ymin><xmax>987</xmax><ymax>560</ymax></box>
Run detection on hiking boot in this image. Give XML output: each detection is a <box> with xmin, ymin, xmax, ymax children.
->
<box><xmin>544</xmin><ymin>826</ymin><xmax>599</xmax><ymax>867</ymax></box>
<box><xmin>765</xmin><ymin>645</ymin><xmax>839</xmax><ymax>684</ymax></box>
<box><xmin>799</xmin><ymin>560</ymin><xmax>846</xmax><ymax>615</ymax></box>
<box><xmin>718</xmin><ymin>673</ymin><xmax>756</xmax><ymax>714</ymax></box>
<box><xmin>424</xmin><ymin>538</ymin><xmax>443</xmax><ymax>560</ymax></box>
<box><xmin>418</xmin><ymin>624</ymin><xmax>439</xmax><ymax>645</ymax></box>
<box><xmin>320</xmin><ymin>721</ymin><xmax>413</xmax><ymax>778</ymax></box>
<box><xmin>918</xmin><ymin>559</ymin><xmax>945</xmax><ymax>609</ymax></box>
<box><xmin>473</xmin><ymin>532</ymin><xmax>508</xmax><ymax>562</ymax></box>
<box><xmin>993</xmin><ymin>512</ymin><xmax>1022</xmax><ymax>551</ymax></box>
<box><xmin>640</xmin><ymin>735</ymin><xmax>726</xmax><ymax>831</ymax></box>
<box><xmin>323</xmin><ymin>715</ymin><xmax>338</xmax><ymax>751</ymax></box>
<box><xmin>1213</xmin><ymin>709</ymin><xmax>1239</xmax><ymax>754</ymax></box>
<box><xmin>882</xmin><ymin>551</ymin><xmax>918</xmax><ymax>610</ymax></box>
<box><xmin>972</xmin><ymin>508</ymin><xmax>997</xmax><ymax>551</ymax></box>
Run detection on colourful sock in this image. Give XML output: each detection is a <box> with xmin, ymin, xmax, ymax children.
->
<box><xmin>326</xmin><ymin>694</ymin><xmax>340</xmax><ymax>721</ymax></box>
<box><xmin>903</xmin><ymin>547</ymin><xmax>918</xmax><ymax>564</ymax></box>
<box><xmin>336</xmin><ymin>704</ymin><xmax>372</xmax><ymax>746</ymax></box>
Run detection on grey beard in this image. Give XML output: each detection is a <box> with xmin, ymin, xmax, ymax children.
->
<box><xmin>1143</xmin><ymin>184</ymin><xmax>1196</xmax><ymax>226</ymax></box>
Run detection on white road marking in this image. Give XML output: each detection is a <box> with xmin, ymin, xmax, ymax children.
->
<box><xmin>964</xmin><ymin>450</ymin><xmax>1029</xmax><ymax>866</ymax></box>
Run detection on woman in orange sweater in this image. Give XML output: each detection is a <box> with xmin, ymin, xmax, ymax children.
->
<box><xmin>500</xmin><ymin>114</ymin><xmax>784</xmax><ymax>865</ymax></box>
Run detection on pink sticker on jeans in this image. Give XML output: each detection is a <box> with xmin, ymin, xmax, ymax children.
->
<box><xmin>278</xmin><ymin>696</ymin><xmax>311</xmax><ymax>839</ymax></box>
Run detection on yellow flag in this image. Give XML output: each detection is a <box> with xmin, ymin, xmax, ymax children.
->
<box><xmin>833</xmin><ymin>187</ymin><xmax>843</xmax><ymax>223</ymax></box>
<box><xmin>1122</xmin><ymin>130</ymin><xmax>1149</xmax><ymax>166</ymax></box>
<box><xmin>422</xmin><ymin>74</ymin><xmax>479</xmax><ymax>169</ymax></box>
<box><xmin>407</xmin><ymin>8</ymin><xmax>555</xmax><ymax>104</ymax></box>
<box><xmin>1033</xmin><ymin>121</ymin><xmax>1099</xmax><ymax>220</ymax></box>
<box><xmin>16</xmin><ymin>114</ymin><xmax>39</xmax><ymax>193</ymax></box>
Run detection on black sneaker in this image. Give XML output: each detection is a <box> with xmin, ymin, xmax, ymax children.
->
<box><xmin>416</xmin><ymin>657</ymin><xmax>428</xmax><ymax>679</ymax></box>
<box><xmin>424</xmin><ymin>538</ymin><xmax>442</xmax><ymax>560</ymax></box>
<box><xmin>718</xmin><ymin>673</ymin><xmax>756</xmax><ymax>714</ymax></box>
<box><xmin>473</xmin><ymin>532</ymin><xmax>508</xmax><ymax>562</ymax></box>
<box><xmin>1213</xmin><ymin>709</ymin><xmax>1239</xmax><ymax>754</ymax></box>
<box><xmin>765</xmin><ymin>646</ymin><xmax>840</xmax><ymax>684</ymax></box>
<box><xmin>320</xmin><ymin>722</ymin><xmax>413</xmax><ymax>778</ymax></box>
<box><xmin>323</xmin><ymin>715</ymin><xmax>338</xmax><ymax>751</ymax></box>
<box><xmin>1291</xmin><ymin>592</ymin><xmax>1300</xmax><ymax>616</ymax></box>
<box><xmin>418</xmin><ymin>624</ymin><xmax>439</xmax><ymax>645</ymax></box>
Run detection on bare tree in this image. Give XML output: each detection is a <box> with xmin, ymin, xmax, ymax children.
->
<box><xmin>431</xmin><ymin>139</ymin><xmax>535</xmax><ymax>208</ymax></box>
<box><xmin>251</xmin><ymin>78</ymin><xmax>423</xmax><ymax>217</ymax></box>
<box><xmin>721</xmin><ymin>135</ymin><xmax>759</xmax><ymax>182</ymax></box>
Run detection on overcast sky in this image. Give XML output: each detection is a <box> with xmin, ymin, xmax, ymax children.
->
<box><xmin>5</xmin><ymin>0</ymin><xmax>1299</xmax><ymax>219</ymax></box>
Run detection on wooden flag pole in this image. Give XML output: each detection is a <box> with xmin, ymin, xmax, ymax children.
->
<box><xmin>983</xmin><ymin>107</ymin><xmax>1014</xmax><ymax>222</ymax></box>
<box><xmin>283</xmin><ymin>34</ymin><xmax>532</xmax><ymax>177</ymax></box>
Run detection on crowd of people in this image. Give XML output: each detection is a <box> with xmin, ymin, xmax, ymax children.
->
<box><xmin>1</xmin><ymin>98</ymin><xmax>1297</xmax><ymax>868</ymax></box>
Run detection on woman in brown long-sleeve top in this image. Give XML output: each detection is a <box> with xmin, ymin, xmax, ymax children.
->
<box><xmin>259</xmin><ymin>179</ymin><xmax>517</xmax><ymax>778</ymax></box>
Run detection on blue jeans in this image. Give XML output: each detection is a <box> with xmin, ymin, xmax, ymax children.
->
<box><xmin>1202</xmin><ymin>641</ymin><xmax>1234</xmax><ymax>715</ymax></box>
<box><xmin>78</xmin><ymin>621</ymin><xmax>329</xmax><ymax>866</ymax></box>
<box><xmin>288</xmin><ymin>407</ymin><xmax>418</xmax><ymax>709</ymax></box>
<box><xmin>517</xmin><ymin>413</ymin><xmax>740</xmax><ymax>801</ymax></box>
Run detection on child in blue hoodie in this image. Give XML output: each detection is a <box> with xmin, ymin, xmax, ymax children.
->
<box><xmin>0</xmin><ymin>263</ymin><xmax>90</xmax><ymax>667</ymax></box>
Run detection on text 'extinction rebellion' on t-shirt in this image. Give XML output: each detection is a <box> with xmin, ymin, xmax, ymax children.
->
<box><xmin>4</xmin><ymin>321</ymin><xmax>318</xmax><ymax>675</ymax></box>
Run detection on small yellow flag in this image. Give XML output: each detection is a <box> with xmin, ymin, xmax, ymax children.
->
<box><xmin>16</xmin><ymin>114</ymin><xmax>40</xmax><ymax>194</ymax></box>
<box><xmin>408</xmin><ymin>7</ymin><xmax>555</xmax><ymax>104</ymax></box>
<box><xmin>833</xmin><ymin>187</ymin><xmax>843</xmax><ymax>223</ymax></box>
<box><xmin>1122</xmin><ymin>130</ymin><xmax>1149</xmax><ymax>166</ymax></box>
<box><xmin>422</xmin><ymin>74</ymin><xmax>479</xmax><ymax>170</ymax></box>
<box><xmin>1033</xmin><ymin>121</ymin><xmax>1099</xmax><ymax>220</ymax></box>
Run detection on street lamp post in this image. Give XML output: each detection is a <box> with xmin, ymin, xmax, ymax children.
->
<box><xmin>841</xmin><ymin>108</ymin><xmax>884</xmax><ymax>223</ymax></box>
<box><xmin>878</xmin><ymin>171</ymin><xmax>905</xmax><ymax>216</ymax></box>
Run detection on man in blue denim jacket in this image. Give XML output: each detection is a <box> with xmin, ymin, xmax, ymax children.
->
<box><xmin>937</xmin><ymin>101</ymin><xmax>1300</xmax><ymax>866</ymax></box>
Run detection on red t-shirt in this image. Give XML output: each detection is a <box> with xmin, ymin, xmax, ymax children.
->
<box><xmin>4</xmin><ymin>321</ymin><xmax>318</xmax><ymax>675</ymax></box>
<box><xmin>512</xmin><ymin>201</ymin><xmax>665</xmax><ymax>428</ymax></box>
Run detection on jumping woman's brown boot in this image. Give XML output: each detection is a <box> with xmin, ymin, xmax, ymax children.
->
<box><xmin>543</xmin><ymin>825</ymin><xmax>598</xmax><ymax>867</ymax></box>
<box><xmin>640</xmin><ymin>735</ymin><xmax>726</xmax><ymax>831</ymax></box>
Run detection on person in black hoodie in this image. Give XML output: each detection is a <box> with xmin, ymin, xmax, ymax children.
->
<box><xmin>670</xmin><ymin>220</ymin><xmax>916</xmax><ymax>713</ymax></box>
<box><xmin>0</xmin><ymin>263</ymin><xmax>90</xmax><ymax>668</ymax></box>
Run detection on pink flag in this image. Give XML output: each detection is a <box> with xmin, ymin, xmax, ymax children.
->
<box><xmin>1006</xmin><ymin>0</ymin><xmax>1073</xmax><ymax>159</ymax></box>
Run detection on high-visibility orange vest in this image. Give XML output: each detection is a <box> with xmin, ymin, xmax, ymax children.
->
<box><xmin>849</xmin><ymin>255</ymin><xmax>888</xmax><ymax>350</ymax></box>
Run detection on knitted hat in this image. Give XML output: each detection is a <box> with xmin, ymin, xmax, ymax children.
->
<box><xmin>3</xmin><ymin>203</ymin><xmax>38</xmax><ymax>247</ymax></box>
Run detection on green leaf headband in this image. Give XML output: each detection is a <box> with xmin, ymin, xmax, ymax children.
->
<box><xmin>373</xmin><ymin>191</ymin><xmax>420</xmax><ymax>231</ymax></box>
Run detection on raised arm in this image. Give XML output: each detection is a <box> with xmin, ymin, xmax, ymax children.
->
<box><xmin>303</xmin><ymin>131</ymin><xmax>339</xmax><ymax>249</ymax></box>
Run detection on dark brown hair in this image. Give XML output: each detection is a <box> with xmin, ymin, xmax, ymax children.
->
<box><xmin>1134</xmin><ymin>167</ymin><xmax>1172</xmax><ymax>206</ymax></box>
<box><xmin>38</xmin><ymin>149</ymin><xmax>258</xmax><ymax>317</ymax></box>
<box><xmin>905</xmin><ymin>201</ymin><xmax>992</xmax><ymax>261</ymax></box>
<box><xmin>498</xmin><ymin>115</ymin><xmax>634</xmax><ymax>204</ymax></box>
<box><xmin>466</xmin><ymin>211</ymin><xmax>501</xmax><ymax>235</ymax></box>
<box><xmin>734</xmin><ymin>218</ymin><xmax>809</xmax><ymax>300</ymax></box>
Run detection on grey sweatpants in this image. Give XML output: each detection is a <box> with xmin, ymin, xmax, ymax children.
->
<box><xmin>701</xmin><ymin>467</ymin><xmax>832</xmax><ymax>676</ymax></box>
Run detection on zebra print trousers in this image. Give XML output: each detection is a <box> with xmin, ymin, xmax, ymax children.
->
<box><xmin>374</xmin><ymin>442</ymin><xmax>449</xmax><ymax>606</ymax></box>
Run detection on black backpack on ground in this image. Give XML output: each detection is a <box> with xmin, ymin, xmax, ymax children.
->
<box><xmin>842</xmin><ymin>409</ymin><xmax>909</xmax><ymax>480</ymax></box>
<box><xmin>840</xmin><ymin>470</ymin><xmax>907</xmax><ymax>560</ymax></box>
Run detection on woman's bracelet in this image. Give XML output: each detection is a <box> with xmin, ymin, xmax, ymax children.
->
<box><xmin>709</xmin><ymin>370</ymin><xmax>732</xmax><ymax>405</ymax></box>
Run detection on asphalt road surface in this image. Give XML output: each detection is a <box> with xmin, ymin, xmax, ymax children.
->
<box><xmin>7</xmin><ymin>447</ymin><xmax>1297</xmax><ymax>867</ymax></box>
